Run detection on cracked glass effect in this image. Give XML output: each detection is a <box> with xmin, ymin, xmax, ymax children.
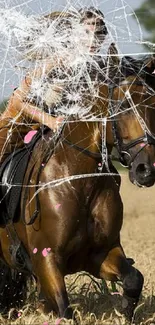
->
<box><xmin>0</xmin><ymin>0</ymin><xmax>155</xmax><ymax>191</ymax></box>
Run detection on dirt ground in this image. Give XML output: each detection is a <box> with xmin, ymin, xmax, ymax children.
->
<box><xmin>1</xmin><ymin>172</ymin><xmax>155</xmax><ymax>325</ymax></box>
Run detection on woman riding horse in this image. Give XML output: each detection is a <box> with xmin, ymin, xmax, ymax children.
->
<box><xmin>1</xmin><ymin>7</ymin><xmax>155</xmax><ymax>323</ymax></box>
<box><xmin>6</xmin><ymin>69</ymin><xmax>155</xmax><ymax>320</ymax></box>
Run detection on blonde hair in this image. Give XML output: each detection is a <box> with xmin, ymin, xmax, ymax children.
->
<box><xmin>23</xmin><ymin>11</ymin><xmax>75</xmax><ymax>61</ymax></box>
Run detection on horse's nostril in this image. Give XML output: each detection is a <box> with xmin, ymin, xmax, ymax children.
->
<box><xmin>136</xmin><ymin>164</ymin><xmax>151</xmax><ymax>177</ymax></box>
<box><xmin>136</xmin><ymin>164</ymin><xmax>146</xmax><ymax>174</ymax></box>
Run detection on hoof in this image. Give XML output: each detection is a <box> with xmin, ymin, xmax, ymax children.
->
<box><xmin>122</xmin><ymin>295</ymin><xmax>137</xmax><ymax>322</ymax></box>
<box><xmin>63</xmin><ymin>306</ymin><xmax>73</xmax><ymax>319</ymax></box>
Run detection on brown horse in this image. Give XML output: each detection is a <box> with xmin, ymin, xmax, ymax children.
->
<box><xmin>1</xmin><ymin>73</ymin><xmax>155</xmax><ymax>321</ymax></box>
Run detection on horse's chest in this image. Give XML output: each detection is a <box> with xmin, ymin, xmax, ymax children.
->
<box><xmin>87</xmin><ymin>216</ymin><xmax>108</xmax><ymax>247</ymax></box>
<box><xmin>65</xmin><ymin>221</ymin><xmax>90</xmax><ymax>273</ymax></box>
<box><xmin>67</xmin><ymin>228</ymin><xmax>87</xmax><ymax>250</ymax></box>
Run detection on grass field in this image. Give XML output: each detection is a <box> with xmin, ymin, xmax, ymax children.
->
<box><xmin>1</xmin><ymin>172</ymin><xmax>155</xmax><ymax>325</ymax></box>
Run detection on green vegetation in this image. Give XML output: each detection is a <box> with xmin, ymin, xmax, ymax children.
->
<box><xmin>0</xmin><ymin>99</ymin><xmax>8</xmax><ymax>113</ymax></box>
<box><xmin>135</xmin><ymin>0</ymin><xmax>155</xmax><ymax>45</ymax></box>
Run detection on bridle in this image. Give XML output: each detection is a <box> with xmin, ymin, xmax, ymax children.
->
<box><xmin>109</xmin><ymin>80</ymin><xmax>155</xmax><ymax>167</ymax></box>
<box><xmin>63</xmin><ymin>79</ymin><xmax>155</xmax><ymax>167</ymax></box>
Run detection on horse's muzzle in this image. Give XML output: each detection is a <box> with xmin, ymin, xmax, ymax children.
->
<box><xmin>129</xmin><ymin>163</ymin><xmax>155</xmax><ymax>187</ymax></box>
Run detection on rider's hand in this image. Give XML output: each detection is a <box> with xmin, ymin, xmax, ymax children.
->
<box><xmin>50</xmin><ymin>115</ymin><xmax>64</xmax><ymax>132</ymax></box>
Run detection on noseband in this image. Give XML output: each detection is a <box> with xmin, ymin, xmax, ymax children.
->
<box><xmin>109</xmin><ymin>81</ymin><xmax>155</xmax><ymax>167</ymax></box>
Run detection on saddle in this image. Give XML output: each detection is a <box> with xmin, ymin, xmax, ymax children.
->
<box><xmin>0</xmin><ymin>130</ymin><xmax>43</xmax><ymax>227</ymax></box>
<box><xmin>0</xmin><ymin>126</ymin><xmax>61</xmax><ymax>271</ymax></box>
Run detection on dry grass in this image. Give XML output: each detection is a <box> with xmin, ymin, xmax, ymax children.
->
<box><xmin>2</xmin><ymin>172</ymin><xmax>155</xmax><ymax>324</ymax></box>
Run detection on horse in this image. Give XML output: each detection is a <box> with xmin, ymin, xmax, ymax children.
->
<box><xmin>1</xmin><ymin>70</ymin><xmax>155</xmax><ymax>321</ymax></box>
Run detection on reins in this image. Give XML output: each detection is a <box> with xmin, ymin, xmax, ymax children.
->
<box><xmin>62</xmin><ymin>136</ymin><xmax>102</xmax><ymax>160</ymax></box>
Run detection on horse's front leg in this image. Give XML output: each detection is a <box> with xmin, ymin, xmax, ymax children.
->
<box><xmin>33</xmin><ymin>253</ymin><xmax>72</xmax><ymax>319</ymax></box>
<box><xmin>87</xmin><ymin>178</ymin><xmax>143</xmax><ymax>321</ymax></box>
<box><xmin>86</xmin><ymin>245</ymin><xmax>144</xmax><ymax>322</ymax></box>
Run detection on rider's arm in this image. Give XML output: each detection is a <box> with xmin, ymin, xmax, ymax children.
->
<box><xmin>17</xmin><ymin>57</ymin><xmax>63</xmax><ymax>97</ymax></box>
<box><xmin>26</xmin><ymin>56</ymin><xmax>65</xmax><ymax>83</ymax></box>
<box><xmin>8</xmin><ymin>57</ymin><xmax>65</xmax><ymax>130</ymax></box>
<box><xmin>10</xmin><ymin>87</ymin><xmax>64</xmax><ymax>131</ymax></box>
<box><xmin>1</xmin><ymin>57</ymin><xmax>65</xmax><ymax>130</ymax></box>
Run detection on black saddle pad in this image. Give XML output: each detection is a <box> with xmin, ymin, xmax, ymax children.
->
<box><xmin>0</xmin><ymin>129</ymin><xmax>44</xmax><ymax>225</ymax></box>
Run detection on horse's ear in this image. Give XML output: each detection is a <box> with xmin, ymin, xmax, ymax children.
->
<box><xmin>107</xmin><ymin>43</ymin><xmax>120</xmax><ymax>81</ymax></box>
<box><xmin>144</xmin><ymin>55</ymin><xmax>155</xmax><ymax>74</ymax></box>
<box><xmin>142</xmin><ymin>55</ymin><xmax>155</xmax><ymax>89</ymax></box>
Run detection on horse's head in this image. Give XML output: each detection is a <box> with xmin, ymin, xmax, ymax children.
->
<box><xmin>111</xmin><ymin>75</ymin><xmax>155</xmax><ymax>187</ymax></box>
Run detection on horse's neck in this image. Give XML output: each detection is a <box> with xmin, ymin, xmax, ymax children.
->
<box><xmin>62</xmin><ymin>83</ymin><xmax>114</xmax><ymax>156</ymax></box>
<box><xmin>106</xmin><ymin>121</ymin><xmax>115</xmax><ymax>152</ymax></box>
<box><xmin>63</xmin><ymin>121</ymin><xmax>101</xmax><ymax>154</ymax></box>
<box><xmin>96</xmin><ymin>84</ymin><xmax>116</xmax><ymax>152</ymax></box>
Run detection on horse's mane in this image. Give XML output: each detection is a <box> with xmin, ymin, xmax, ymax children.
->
<box><xmin>120</xmin><ymin>55</ymin><xmax>155</xmax><ymax>89</ymax></box>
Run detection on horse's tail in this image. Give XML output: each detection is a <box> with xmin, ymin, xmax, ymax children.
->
<box><xmin>0</xmin><ymin>261</ymin><xmax>30</xmax><ymax>314</ymax></box>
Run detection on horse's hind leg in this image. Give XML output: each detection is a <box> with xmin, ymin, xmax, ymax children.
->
<box><xmin>0</xmin><ymin>261</ymin><xmax>28</xmax><ymax>315</ymax></box>
<box><xmin>34</xmin><ymin>254</ymin><xmax>72</xmax><ymax>319</ymax></box>
<box><xmin>86</xmin><ymin>245</ymin><xmax>144</xmax><ymax>321</ymax></box>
